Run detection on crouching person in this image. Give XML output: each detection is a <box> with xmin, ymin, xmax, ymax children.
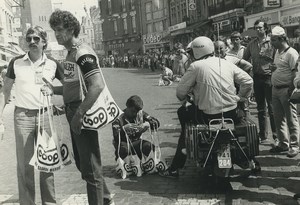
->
<box><xmin>112</xmin><ymin>95</ymin><xmax>160</xmax><ymax>161</ymax></box>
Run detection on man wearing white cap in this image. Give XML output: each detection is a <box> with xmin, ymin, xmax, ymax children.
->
<box><xmin>269</xmin><ymin>25</ymin><xmax>300</xmax><ymax>157</ymax></box>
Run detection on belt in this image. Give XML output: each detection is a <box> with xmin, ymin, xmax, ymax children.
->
<box><xmin>15</xmin><ymin>106</ymin><xmax>48</xmax><ymax>114</ymax></box>
<box><xmin>273</xmin><ymin>84</ymin><xmax>290</xmax><ymax>89</ymax></box>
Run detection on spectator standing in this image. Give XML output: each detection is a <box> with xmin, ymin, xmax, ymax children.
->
<box><xmin>0</xmin><ymin>26</ymin><xmax>63</xmax><ymax>205</ymax></box>
<box><xmin>243</xmin><ymin>20</ymin><xmax>277</xmax><ymax>144</ymax></box>
<box><xmin>269</xmin><ymin>26</ymin><xmax>299</xmax><ymax>157</ymax></box>
<box><xmin>49</xmin><ymin>10</ymin><xmax>114</xmax><ymax>205</ymax></box>
<box><xmin>228</xmin><ymin>31</ymin><xmax>246</xmax><ymax>59</ymax></box>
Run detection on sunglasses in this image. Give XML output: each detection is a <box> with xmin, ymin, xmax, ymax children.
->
<box><xmin>26</xmin><ymin>36</ymin><xmax>41</xmax><ymax>43</ymax></box>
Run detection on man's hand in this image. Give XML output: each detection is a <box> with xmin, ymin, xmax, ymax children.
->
<box><xmin>41</xmin><ymin>78</ymin><xmax>54</xmax><ymax>96</ymax></box>
<box><xmin>71</xmin><ymin>110</ymin><xmax>84</xmax><ymax>135</ymax></box>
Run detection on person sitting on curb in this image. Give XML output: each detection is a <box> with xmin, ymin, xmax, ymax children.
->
<box><xmin>112</xmin><ymin>95</ymin><xmax>160</xmax><ymax>161</ymax></box>
<box><xmin>160</xmin><ymin>62</ymin><xmax>173</xmax><ymax>86</ymax></box>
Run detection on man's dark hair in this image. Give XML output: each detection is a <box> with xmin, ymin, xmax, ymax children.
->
<box><xmin>26</xmin><ymin>26</ymin><xmax>48</xmax><ymax>49</ymax></box>
<box><xmin>126</xmin><ymin>95</ymin><xmax>143</xmax><ymax>111</ymax></box>
<box><xmin>49</xmin><ymin>10</ymin><xmax>81</xmax><ymax>37</ymax></box>
<box><xmin>254</xmin><ymin>20</ymin><xmax>269</xmax><ymax>35</ymax></box>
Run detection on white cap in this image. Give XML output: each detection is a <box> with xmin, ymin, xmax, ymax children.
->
<box><xmin>272</xmin><ymin>26</ymin><xmax>286</xmax><ymax>36</ymax></box>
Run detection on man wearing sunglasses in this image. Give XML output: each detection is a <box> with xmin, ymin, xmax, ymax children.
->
<box><xmin>243</xmin><ymin>20</ymin><xmax>277</xmax><ymax>145</ymax></box>
<box><xmin>0</xmin><ymin>26</ymin><xmax>63</xmax><ymax>205</ymax></box>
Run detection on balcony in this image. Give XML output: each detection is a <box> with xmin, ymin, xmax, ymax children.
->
<box><xmin>208</xmin><ymin>0</ymin><xmax>244</xmax><ymax>16</ymax></box>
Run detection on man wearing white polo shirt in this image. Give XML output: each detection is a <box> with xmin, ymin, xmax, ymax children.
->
<box><xmin>0</xmin><ymin>26</ymin><xmax>63</xmax><ymax>205</ymax></box>
<box><xmin>269</xmin><ymin>26</ymin><xmax>300</xmax><ymax>157</ymax></box>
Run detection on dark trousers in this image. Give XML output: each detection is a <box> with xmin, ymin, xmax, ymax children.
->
<box><xmin>169</xmin><ymin>104</ymin><xmax>202</xmax><ymax>171</ymax></box>
<box><xmin>115</xmin><ymin>139</ymin><xmax>153</xmax><ymax>160</ymax></box>
<box><xmin>65</xmin><ymin>101</ymin><xmax>110</xmax><ymax>205</ymax></box>
<box><xmin>169</xmin><ymin>105</ymin><xmax>238</xmax><ymax>171</ymax></box>
<box><xmin>253</xmin><ymin>75</ymin><xmax>276</xmax><ymax>140</ymax></box>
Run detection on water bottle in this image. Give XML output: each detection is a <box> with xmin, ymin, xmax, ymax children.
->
<box><xmin>0</xmin><ymin>124</ymin><xmax>4</xmax><ymax>140</ymax></box>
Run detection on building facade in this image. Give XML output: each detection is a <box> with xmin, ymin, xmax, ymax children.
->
<box><xmin>90</xmin><ymin>6</ymin><xmax>105</xmax><ymax>56</ymax></box>
<box><xmin>0</xmin><ymin>0</ymin><xmax>23</xmax><ymax>62</ymax></box>
<box><xmin>141</xmin><ymin>0</ymin><xmax>170</xmax><ymax>52</ymax></box>
<box><xmin>244</xmin><ymin>0</ymin><xmax>300</xmax><ymax>47</ymax></box>
<box><xmin>100</xmin><ymin>0</ymin><xmax>143</xmax><ymax>56</ymax></box>
<box><xmin>168</xmin><ymin>0</ymin><xmax>211</xmax><ymax>49</ymax></box>
<box><xmin>80</xmin><ymin>6</ymin><xmax>94</xmax><ymax>48</ymax></box>
<box><xmin>207</xmin><ymin>0</ymin><xmax>246</xmax><ymax>39</ymax></box>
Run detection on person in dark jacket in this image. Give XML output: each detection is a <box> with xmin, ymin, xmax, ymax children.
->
<box><xmin>112</xmin><ymin>95</ymin><xmax>160</xmax><ymax>160</ymax></box>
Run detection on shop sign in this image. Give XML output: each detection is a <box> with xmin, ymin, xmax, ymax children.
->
<box><xmin>169</xmin><ymin>22</ymin><xmax>186</xmax><ymax>32</ymax></box>
<box><xmin>143</xmin><ymin>33</ymin><xmax>162</xmax><ymax>44</ymax></box>
<box><xmin>188</xmin><ymin>0</ymin><xmax>196</xmax><ymax>10</ymax></box>
<box><xmin>263</xmin><ymin>0</ymin><xmax>280</xmax><ymax>8</ymax></box>
<box><xmin>108</xmin><ymin>43</ymin><xmax>125</xmax><ymax>49</ymax></box>
<box><xmin>213</xmin><ymin>20</ymin><xmax>230</xmax><ymax>31</ymax></box>
<box><xmin>281</xmin><ymin>13</ymin><xmax>300</xmax><ymax>27</ymax></box>
<box><xmin>245</xmin><ymin>12</ymin><xmax>279</xmax><ymax>29</ymax></box>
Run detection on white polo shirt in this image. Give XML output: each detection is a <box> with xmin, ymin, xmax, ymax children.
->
<box><xmin>6</xmin><ymin>53</ymin><xmax>63</xmax><ymax>109</ymax></box>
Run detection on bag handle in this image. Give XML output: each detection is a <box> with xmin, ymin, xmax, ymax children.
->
<box><xmin>78</xmin><ymin>67</ymin><xmax>107</xmax><ymax>100</ymax></box>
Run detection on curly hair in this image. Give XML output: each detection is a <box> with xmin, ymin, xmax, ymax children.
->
<box><xmin>26</xmin><ymin>26</ymin><xmax>48</xmax><ymax>50</ymax></box>
<box><xmin>49</xmin><ymin>10</ymin><xmax>80</xmax><ymax>37</ymax></box>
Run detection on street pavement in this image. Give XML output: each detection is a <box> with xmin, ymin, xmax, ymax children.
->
<box><xmin>0</xmin><ymin>67</ymin><xmax>300</xmax><ymax>205</ymax></box>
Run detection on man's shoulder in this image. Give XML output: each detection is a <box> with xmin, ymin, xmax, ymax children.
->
<box><xmin>75</xmin><ymin>44</ymin><xmax>97</xmax><ymax>60</ymax></box>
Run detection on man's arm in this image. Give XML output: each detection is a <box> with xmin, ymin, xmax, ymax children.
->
<box><xmin>242</xmin><ymin>42</ymin><xmax>251</xmax><ymax>61</ymax></box>
<box><xmin>71</xmin><ymin>53</ymin><xmax>105</xmax><ymax>134</ymax></box>
<box><xmin>233</xmin><ymin>65</ymin><xmax>253</xmax><ymax>100</ymax></box>
<box><xmin>176</xmin><ymin>64</ymin><xmax>197</xmax><ymax>101</ymax></box>
<box><xmin>0</xmin><ymin>77</ymin><xmax>14</xmax><ymax>118</ymax></box>
<box><xmin>237</xmin><ymin>59</ymin><xmax>253</xmax><ymax>74</ymax></box>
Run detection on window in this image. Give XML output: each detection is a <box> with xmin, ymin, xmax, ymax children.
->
<box><xmin>153</xmin><ymin>10</ymin><xmax>163</xmax><ymax>19</ymax></box>
<box><xmin>113</xmin><ymin>20</ymin><xmax>118</xmax><ymax>35</ymax></box>
<box><xmin>123</xmin><ymin>18</ymin><xmax>128</xmax><ymax>34</ymax></box>
<box><xmin>154</xmin><ymin>21</ymin><xmax>163</xmax><ymax>32</ymax></box>
<box><xmin>122</xmin><ymin>0</ymin><xmax>126</xmax><ymax>12</ymax></box>
<box><xmin>153</xmin><ymin>0</ymin><xmax>164</xmax><ymax>11</ymax></box>
<box><xmin>146</xmin><ymin>23</ymin><xmax>152</xmax><ymax>33</ymax></box>
<box><xmin>130</xmin><ymin>0</ymin><xmax>135</xmax><ymax>9</ymax></box>
<box><xmin>146</xmin><ymin>2</ymin><xmax>152</xmax><ymax>12</ymax></box>
<box><xmin>146</xmin><ymin>2</ymin><xmax>152</xmax><ymax>21</ymax></box>
<box><xmin>108</xmin><ymin>0</ymin><xmax>112</xmax><ymax>15</ymax></box>
<box><xmin>132</xmin><ymin>16</ymin><xmax>136</xmax><ymax>33</ymax></box>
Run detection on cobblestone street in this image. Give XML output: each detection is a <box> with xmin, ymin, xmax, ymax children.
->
<box><xmin>1</xmin><ymin>68</ymin><xmax>300</xmax><ymax>205</ymax></box>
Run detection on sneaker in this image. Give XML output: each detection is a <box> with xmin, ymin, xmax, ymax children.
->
<box><xmin>158</xmin><ymin>168</ymin><xmax>179</xmax><ymax>178</ymax></box>
<box><xmin>287</xmin><ymin>147</ymin><xmax>299</xmax><ymax>158</ymax></box>
<box><xmin>269</xmin><ymin>146</ymin><xmax>289</xmax><ymax>153</ymax></box>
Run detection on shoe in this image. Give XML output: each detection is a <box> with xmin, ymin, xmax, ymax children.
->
<box><xmin>269</xmin><ymin>146</ymin><xmax>289</xmax><ymax>153</ymax></box>
<box><xmin>104</xmin><ymin>197</ymin><xmax>115</xmax><ymax>205</ymax></box>
<box><xmin>293</xmin><ymin>193</ymin><xmax>300</xmax><ymax>200</ymax></box>
<box><xmin>260</xmin><ymin>138</ymin><xmax>271</xmax><ymax>144</ymax></box>
<box><xmin>274</xmin><ymin>138</ymin><xmax>279</xmax><ymax>147</ymax></box>
<box><xmin>158</xmin><ymin>168</ymin><xmax>179</xmax><ymax>178</ymax></box>
<box><xmin>287</xmin><ymin>147</ymin><xmax>299</xmax><ymax>158</ymax></box>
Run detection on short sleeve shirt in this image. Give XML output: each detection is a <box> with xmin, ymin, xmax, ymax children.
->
<box><xmin>62</xmin><ymin>42</ymin><xmax>102</xmax><ymax>103</ymax></box>
<box><xmin>6</xmin><ymin>53</ymin><xmax>63</xmax><ymax>109</ymax></box>
<box><xmin>271</xmin><ymin>47</ymin><xmax>299</xmax><ymax>87</ymax></box>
